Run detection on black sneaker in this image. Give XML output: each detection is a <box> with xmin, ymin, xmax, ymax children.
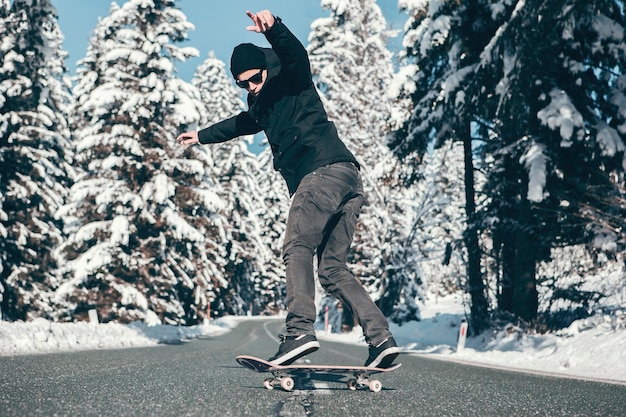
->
<box><xmin>268</xmin><ymin>334</ymin><xmax>320</xmax><ymax>366</ymax></box>
<box><xmin>364</xmin><ymin>337</ymin><xmax>400</xmax><ymax>368</ymax></box>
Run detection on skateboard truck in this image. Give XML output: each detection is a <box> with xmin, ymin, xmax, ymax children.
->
<box><xmin>262</xmin><ymin>370</ymin><xmax>383</xmax><ymax>392</ymax></box>
<box><xmin>347</xmin><ymin>372</ymin><xmax>383</xmax><ymax>392</ymax></box>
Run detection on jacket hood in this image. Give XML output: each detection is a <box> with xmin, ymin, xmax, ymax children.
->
<box><xmin>260</xmin><ymin>47</ymin><xmax>281</xmax><ymax>79</ymax></box>
<box><xmin>246</xmin><ymin>47</ymin><xmax>281</xmax><ymax>106</ymax></box>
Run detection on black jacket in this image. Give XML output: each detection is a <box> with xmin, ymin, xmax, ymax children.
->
<box><xmin>198</xmin><ymin>18</ymin><xmax>359</xmax><ymax>194</ymax></box>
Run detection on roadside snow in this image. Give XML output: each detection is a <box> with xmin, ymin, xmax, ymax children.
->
<box><xmin>1</xmin><ymin>296</ymin><xmax>624</xmax><ymax>384</ymax></box>
<box><xmin>0</xmin><ymin>316</ymin><xmax>236</xmax><ymax>356</ymax></box>
<box><xmin>316</xmin><ymin>295</ymin><xmax>625</xmax><ymax>383</ymax></box>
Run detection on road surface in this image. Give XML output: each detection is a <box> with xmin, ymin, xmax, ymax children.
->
<box><xmin>0</xmin><ymin>318</ymin><xmax>624</xmax><ymax>416</ymax></box>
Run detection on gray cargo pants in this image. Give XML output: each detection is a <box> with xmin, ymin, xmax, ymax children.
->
<box><xmin>282</xmin><ymin>161</ymin><xmax>392</xmax><ymax>346</ymax></box>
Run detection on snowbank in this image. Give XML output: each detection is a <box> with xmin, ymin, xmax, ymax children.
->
<box><xmin>458</xmin><ymin>313</ymin><xmax>626</xmax><ymax>383</ymax></box>
<box><xmin>319</xmin><ymin>295</ymin><xmax>626</xmax><ymax>384</ymax></box>
<box><xmin>0</xmin><ymin>316</ymin><xmax>235</xmax><ymax>356</ymax></box>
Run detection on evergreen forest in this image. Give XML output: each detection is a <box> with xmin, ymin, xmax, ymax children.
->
<box><xmin>1</xmin><ymin>0</ymin><xmax>624</xmax><ymax>336</ymax></box>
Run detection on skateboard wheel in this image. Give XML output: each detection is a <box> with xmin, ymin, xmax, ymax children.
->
<box><xmin>369</xmin><ymin>380</ymin><xmax>382</xmax><ymax>392</ymax></box>
<box><xmin>347</xmin><ymin>379</ymin><xmax>358</xmax><ymax>391</ymax></box>
<box><xmin>280</xmin><ymin>377</ymin><xmax>295</xmax><ymax>391</ymax></box>
<box><xmin>263</xmin><ymin>378</ymin><xmax>275</xmax><ymax>390</ymax></box>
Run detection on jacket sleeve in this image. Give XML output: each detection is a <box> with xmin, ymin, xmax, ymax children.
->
<box><xmin>198</xmin><ymin>111</ymin><xmax>261</xmax><ymax>144</ymax></box>
<box><xmin>264</xmin><ymin>17</ymin><xmax>312</xmax><ymax>90</ymax></box>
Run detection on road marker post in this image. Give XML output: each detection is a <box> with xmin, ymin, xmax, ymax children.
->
<box><xmin>88</xmin><ymin>309</ymin><xmax>99</xmax><ymax>325</ymax></box>
<box><xmin>324</xmin><ymin>305</ymin><xmax>329</xmax><ymax>333</ymax></box>
<box><xmin>456</xmin><ymin>320</ymin><xmax>468</xmax><ymax>352</ymax></box>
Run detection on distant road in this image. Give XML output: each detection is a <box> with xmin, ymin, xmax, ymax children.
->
<box><xmin>1</xmin><ymin>318</ymin><xmax>624</xmax><ymax>416</ymax></box>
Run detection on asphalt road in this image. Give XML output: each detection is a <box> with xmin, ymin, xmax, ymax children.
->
<box><xmin>0</xmin><ymin>318</ymin><xmax>624</xmax><ymax>417</ymax></box>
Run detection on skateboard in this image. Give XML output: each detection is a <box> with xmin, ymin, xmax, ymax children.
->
<box><xmin>236</xmin><ymin>355</ymin><xmax>401</xmax><ymax>392</ymax></box>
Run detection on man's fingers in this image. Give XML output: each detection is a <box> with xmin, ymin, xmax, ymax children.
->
<box><xmin>246</xmin><ymin>10</ymin><xmax>261</xmax><ymax>32</ymax></box>
<box><xmin>176</xmin><ymin>132</ymin><xmax>198</xmax><ymax>145</ymax></box>
<box><xmin>257</xmin><ymin>11</ymin><xmax>273</xmax><ymax>29</ymax></box>
<box><xmin>245</xmin><ymin>10</ymin><xmax>273</xmax><ymax>32</ymax></box>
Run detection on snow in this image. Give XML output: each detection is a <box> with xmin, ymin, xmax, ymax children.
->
<box><xmin>537</xmin><ymin>88</ymin><xmax>584</xmax><ymax>145</ymax></box>
<box><xmin>321</xmin><ymin>295</ymin><xmax>626</xmax><ymax>384</ymax></box>
<box><xmin>0</xmin><ymin>316</ymin><xmax>234</xmax><ymax>355</ymax></box>
<box><xmin>110</xmin><ymin>215</ymin><xmax>130</xmax><ymax>246</ymax></box>
<box><xmin>1</xmin><ymin>295</ymin><xmax>624</xmax><ymax>385</ymax></box>
<box><xmin>596</xmin><ymin>122</ymin><xmax>625</xmax><ymax>157</ymax></box>
<box><xmin>591</xmin><ymin>14</ymin><xmax>624</xmax><ymax>55</ymax></box>
<box><xmin>520</xmin><ymin>140</ymin><xmax>547</xmax><ymax>203</ymax></box>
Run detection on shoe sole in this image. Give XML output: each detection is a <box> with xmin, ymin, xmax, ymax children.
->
<box><xmin>269</xmin><ymin>341</ymin><xmax>320</xmax><ymax>366</ymax></box>
<box><xmin>366</xmin><ymin>347</ymin><xmax>400</xmax><ymax>368</ymax></box>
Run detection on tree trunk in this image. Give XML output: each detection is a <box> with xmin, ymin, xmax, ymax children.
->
<box><xmin>462</xmin><ymin>122</ymin><xmax>489</xmax><ymax>333</ymax></box>
<box><xmin>513</xmin><ymin>198</ymin><xmax>539</xmax><ymax>322</ymax></box>
<box><xmin>499</xmin><ymin>239</ymin><xmax>515</xmax><ymax>313</ymax></box>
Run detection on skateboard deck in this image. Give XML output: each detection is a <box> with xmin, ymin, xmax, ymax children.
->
<box><xmin>236</xmin><ymin>355</ymin><xmax>401</xmax><ymax>392</ymax></box>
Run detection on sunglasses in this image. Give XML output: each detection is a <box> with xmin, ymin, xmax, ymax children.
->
<box><xmin>236</xmin><ymin>71</ymin><xmax>264</xmax><ymax>89</ymax></box>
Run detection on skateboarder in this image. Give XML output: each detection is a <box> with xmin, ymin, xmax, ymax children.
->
<box><xmin>176</xmin><ymin>10</ymin><xmax>399</xmax><ymax>368</ymax></box>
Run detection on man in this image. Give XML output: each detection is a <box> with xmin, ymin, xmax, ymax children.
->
<box><xmin>177</xmin><ymin>10</ymin><xmax>399</xmax><ymax>368</ymax></box>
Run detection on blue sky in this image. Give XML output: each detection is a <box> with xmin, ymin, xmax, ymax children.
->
<box><xmin>52</xmin><ymin>0</ymin><xmax>406</xmax><ymax>81</ymax></box>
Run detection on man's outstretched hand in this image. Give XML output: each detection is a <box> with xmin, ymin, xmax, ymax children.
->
<box><xmin>246</xmin><ymin>10</ymin><xmax>275</xmax><ymax>33</ymax></box>
<box><xmin>176</xmin><ymin>131</ymin><xmax>199</xmax><ymax>146</ymax></box>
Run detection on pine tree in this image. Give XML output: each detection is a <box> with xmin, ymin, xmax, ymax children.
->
<box><xmin>56</xmin><ymin>0</ymin><xmax>228</xmax><ymax>325</ymax></box>
<box><xmin>391</xmin><ymin>0</ymin><xmax>521</xmax><ymax>331</ymax></box>
<box><xmin>0</xmin><ymin>0</ymin><xmax>8</xmax><ymax>319</ymax></box>
<box><xmin>308</xmin><ymin>0</ymin><xmax>420</xmax><ymax>323</ymax></box>
<box><xmin>192</xmin><ymin>52</ymin><xmax>283</xmax><ymax>315</ymax></box>
<box><xmin>0</xmin><ymin>0</ymin><xmax>73</xmax><ymax>320</ymax></box>
<box><xmin>476</xmin><ymin>0</ymin><xmax>626</xmax><ymax>322</ymax></box>
<box><xmin>256</xmin><ymin>147</ymin><xmax>290</xmax><ymax>313</ymax></box>
<box><xmin>393</xmin><ymin>0</ymin><xmax>626</xmax><ymax>327</ymax></box>
<box><xmin>411</xmin><ymin>139</ymin><xmax>469</xmax><ymax>295</ymax></box>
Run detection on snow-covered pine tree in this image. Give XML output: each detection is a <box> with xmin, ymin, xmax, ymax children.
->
<box><xmin>193</xmin><ymin>52</ymin><xmax>243</xmax><ymax>127</ymax></box>
<box><xmin>0</xmin><ymin>0</ymin><xmax>8</xmax><ymax>320</ymax></box>
<box><xmin>192</xmin><ymin>52</ymin><xmax>283</xmax><ymax>315</ymax></box>
<box><xmin>308</xmin><ymin>0</ymin><xmax>420</xmax><ymax>323</ymax></box>
<box><xmin>256</xmin><ymin>147</ymin><xmax>290</xmax><ymax>313</ymax></box>
<box><xmin>56</xmin><ymin>0</ymin><xmax>228</xmax><ymax>325</ymax></box>
<box><xmin>0</xmin><ymin>0</ymin><xmax>73</xmax><ymax>321</ymax></box>
<box><xmin>393</xmin><ymin>0</ymin><xmax>626</xmax><ymax>327</ymax></box>
<box><xmin>390</xmin><ymin>0</ymin><xmax>517</xmax><ymax>331</ymax></box>
<box><xmin>476</xmin><ymin>0</ymin><xmax>626</xmax><ymax>323</ymax></box>
<box><xmin>410</xmin><ymin>139</ymin><xmax>469</xmax><ymax>296</ymax></box>
<box><xmin>389</xmin><ymin>0</ymin><xmax>463</xmax><ymax>180</ymax></box>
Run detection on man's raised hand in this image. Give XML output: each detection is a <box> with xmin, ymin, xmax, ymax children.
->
<box><xmin>246</xmin><ymin>10</ymin><xmax>275</xmax><ymax>33</ymax></box>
